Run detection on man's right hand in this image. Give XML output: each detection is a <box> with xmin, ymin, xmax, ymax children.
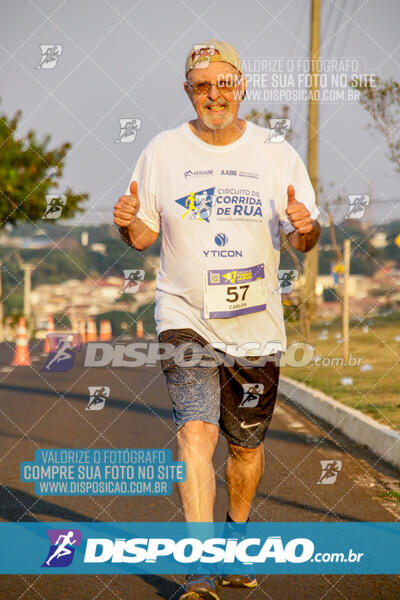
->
<box><xmin>113</xmin><ymin>180</ymin><xmax>140</xmax><ymax>228</ymax></box>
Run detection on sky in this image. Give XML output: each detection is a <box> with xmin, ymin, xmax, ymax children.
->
<box><xmin>1</xmin><ymin>0</ymin><xmax>399</xmax><ymax>227</ymax></box>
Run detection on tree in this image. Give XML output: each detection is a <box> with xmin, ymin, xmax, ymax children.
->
<box><xmin>353</xmin><ymin>77</ymin><xmax>400</xmax><ymax>173</ymax></box>
<box><xmin>0</xmin><ymin>100</ymin><xmax>88</xmax><ymax>227</ymax></box>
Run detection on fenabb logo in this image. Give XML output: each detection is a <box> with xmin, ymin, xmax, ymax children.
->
<box><xmin>83</xmin><ymin>535</ymin><xmax>315</xmax><ymax>564</ymax></box>
<box><xmin>184</xmin><ymin>169</ymin><xmax>213</xmax><ymax>179</ymax></box>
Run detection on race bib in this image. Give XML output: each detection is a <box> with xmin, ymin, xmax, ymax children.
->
<box><xmin>203</xmin><ymin>263</ymin><xmax>266</xmax><ymax>319</ymax></box>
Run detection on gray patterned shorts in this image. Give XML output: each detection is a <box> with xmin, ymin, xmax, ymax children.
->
<box><xmin>159</xmin><ymin>328</ymin><xmax>280</xmax><ymax>449</ymax></box>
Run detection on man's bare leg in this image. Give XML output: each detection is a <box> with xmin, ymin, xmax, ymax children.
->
<box><xmin>226</xmin><ymin>442</ymin><xmax>265</xmax><ymax>522</ymax></box>
<box><xmin>177</xmin><ymin>420</ymin><xmax>219</xmax><ymax>522</ymax></box>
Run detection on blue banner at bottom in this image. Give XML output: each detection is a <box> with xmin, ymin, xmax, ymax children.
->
<box><xmin>0</xmin><ymin>522</ymin><xmax>399</xmax><ymax>574</ymax></box>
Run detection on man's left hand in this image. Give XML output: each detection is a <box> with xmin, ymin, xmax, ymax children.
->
<box><xmin>286</xmin><ymin>184</ymin><xmax>313</xmax><ymax>234</ymax></box>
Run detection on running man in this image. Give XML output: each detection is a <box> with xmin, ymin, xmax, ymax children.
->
<box><xmin>181</xmin><ymin>192</ymin><xmax>200</xmax><ymax>219</ymax></box>
<box><xmin>45</xmin><ymin>531</ymin><xmax>76</xmax><ymax>566</ymax></box>
<box><xmin>44</xmin><ymin>337</ymin><xmax>73</xmax><ymax>371</ymax></box>
<box><xmin>114</xmin><ymin>39</ymin><xmax>320</xmax><ymax>600</ymax></box>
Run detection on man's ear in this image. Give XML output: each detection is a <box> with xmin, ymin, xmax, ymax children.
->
<box><xmin>184</xmin><ymin>81</ymin><xmax>190</xmax><ymax>98</ymax></box>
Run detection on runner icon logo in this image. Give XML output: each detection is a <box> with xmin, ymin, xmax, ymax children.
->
<box><xmin>115</xmin><ymin>119</ymin><xmax>142</xmax><ymax>143</ymax></box>
<box><xmin>239</xmin><ymin>383</ymin><xmax>264</xmax><ymax>408</ymax></box>
<box><xmin>43</xmin><ymin>195</ymin><xmax>67</xmax><ymax>220</ymax></box>
<box><xmin>86</xmin><ymin>386</ymin><xmax>110</xmax><ymax>411</ymax></box>
<box><xmin>41</xmin><ymin>333</ymin><xmax>82</xmax><ymax>372</ymax></box>
<box><xmin>346</xmin><ymin>195</ymin><xmax>369</xmax><ymax>219</ymax></box>
<box><xmin>273</xmin><ymin>269</ymin><xmax>298</xmax><ymax>294</ymax></box>
<box><xmin>317</xmin><ymin>460</ymin><xmax>342</xmax><ymax>485</ymax></box>
<box><xmin>37</xmin><ymin>45</ymin><xmax>62</xmax><ymax>69</ymax></box>
<box><xmin>191</xmin><ymin>44</ymin><xmax>216</xmax><ymax>69</ymax></box>
<box><xmin>121</xmin><ymin>270</ymin><xmax>145</xmax><ymax>293</ymax></box>
<box><xmin>265</xmin><ymin>119</ymin><xmax>291</xmax><ymax>143</ymax></box>
<box><xmin>42</xmin><ymin>529</ymin><xmax>82</xmax><ymax>567</ymax></box>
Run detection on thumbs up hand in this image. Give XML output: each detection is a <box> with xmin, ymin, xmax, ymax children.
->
<box><xmin>113</xmin><ymin>180</ymin><xmax>140</xmax><ymax>228</ymax></box>
<box><xmin>286</xmin><ymin>185</ymin><xmax>313</xmax><ymax>234</ymax></box>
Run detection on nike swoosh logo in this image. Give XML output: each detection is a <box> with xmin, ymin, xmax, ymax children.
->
<box><xmin>240</xmin><ymin>421</ymin><xmax>261</xmax><ymax>429</ymax></box>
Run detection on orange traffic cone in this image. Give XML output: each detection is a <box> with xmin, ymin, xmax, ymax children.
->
<box><xmin>43</xmin><ymin>315</ymin><xmax>55</xmax><ymax>353</ymax></box>
<box><xmin>87</xmin><ymin>317</ymin><xmax>97</xmax><ymax>342</ymax></box>
<box><xmin>71</xmin><ymin>316</ymin><xmax>79</xmax><ymax>333</ymax></box>
<box><xmin>78</xmin><ymin>318</ymin><xmax>87</xmax><ymax>343</ymax></box>
<box><xmin>136</xmin><ymin>319</ymin><xmax>144</xmax><ymax>338</ymax></box>
<box><xmin>12</xmin><ymin>317</ymin><xmax>31</xmax><ymax>366</ymax></box>
<box><xmin>99</xmin><ymin>320</ymin><xmax>111</xmax><ymax>341</ymax></box>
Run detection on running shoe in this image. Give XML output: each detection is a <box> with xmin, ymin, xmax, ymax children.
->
<box><xmin>220</xmin><ymin>573</ymin><xmax>258</xmax><ymax>588</ymax></box>
<box><xmin>179</xmin><ymin>574</ymin><xmax>220</xmax><ymax>599</ymax></box>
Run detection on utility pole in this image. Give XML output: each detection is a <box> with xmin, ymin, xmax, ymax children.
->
<box><xmin>342</xmin><ymin>239</ymin><xmax>350</xmax><ymax>362</ymax></box>
<box><xmin>20</xmin><ymin>263</ymin><xmax>34</xmax><ymax>324</ymax></box>
<box><xmin>304</xmin><ymin>0</ymin><xmax>321</xmax><ymax>329</ymax></box>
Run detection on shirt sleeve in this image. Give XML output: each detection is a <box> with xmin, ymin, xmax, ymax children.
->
<box><xmin>279</xmin><ymin>146</ymin><xmax>320</xmax><ymax>235</ymax></box>
<box><xmin>124</xmin><ymin>149</ymin><xmax>160</xmax><ymax>233</ymax></box>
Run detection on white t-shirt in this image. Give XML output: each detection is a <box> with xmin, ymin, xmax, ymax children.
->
<box><xmin>125</xmin><ymin>121</ymin><xmax>319</xmax><ymax>356</ymax></box>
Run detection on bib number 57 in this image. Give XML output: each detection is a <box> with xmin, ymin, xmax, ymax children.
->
<box><xmin>226</xmin><ymin>284</ymin><xmax>249</xmax><ymax>303</ymax></box>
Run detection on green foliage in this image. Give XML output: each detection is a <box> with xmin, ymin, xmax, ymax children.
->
<box><xmin>53</xmin><ymin>313</ymin><xmax>72</xmax><ymax>329</ymax></box>
<box><xmin>0</xmin><ymin>100</ymin><xmax>88</xmax><ymax>227</ymax></box>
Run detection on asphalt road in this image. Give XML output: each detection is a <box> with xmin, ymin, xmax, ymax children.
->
<box><xmin>0</xmin><ymin>338</ymin><xmax>399</xmax><ymax>599</ymax></box>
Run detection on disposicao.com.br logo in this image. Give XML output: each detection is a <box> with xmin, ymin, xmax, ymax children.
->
<box><xmin>81</xmin><ymin>535</ymin><xmax>364</xmax><ymax>567</ymax></box>
<box><xmin>84</xmin><ymin>535</ymin><xmax>314</xmax><ymax>564</ymax></box>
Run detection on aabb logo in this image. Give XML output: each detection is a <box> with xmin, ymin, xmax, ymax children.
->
<box><xmin>42</xmin><ymin>529</ymin><xmax>82</xmax><ymax>567</ymax></box>
<box><xmin>175</xmin><ymin>188</ymin><xmax>215</xmax><ymax>222</ymax></box>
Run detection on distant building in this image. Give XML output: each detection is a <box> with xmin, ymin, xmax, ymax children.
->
<box><xmin>370</xmin><ymin>232</ymin><xmax>388</xmax><ymax>248</ymax></box>
<box><xmin>90</xmin><ymin>243</ymin><xmax>106</xmax><ymax>254</ymax></box>
<box><xmin>30</xmin><ymin>276</ymin><xmax>156</xmax><ymax>327</ymax></box>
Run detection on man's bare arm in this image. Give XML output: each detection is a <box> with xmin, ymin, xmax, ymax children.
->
<box><xmin>287</xmin><ymin>219</ymin><xmax>321</xmax><ymax>253</ymax></box>
<box><xmin>118</xmin><ymin>218</ymin><xmax>158</xmax><ymax>251</ymax></box>
<box><xmin>114</xmin><ymin>180</ymin><xmax>158</xmax><ymax>251</ymax></box>
<box><xmin>285</xmin><ymin>184</ymin><xmax>321</xmax><ymax>253</ymax></box>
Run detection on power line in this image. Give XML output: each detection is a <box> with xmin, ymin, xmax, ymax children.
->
<box><xmin>336</xmin><ymin>0</ymin><xmax>357</xmax><ymax>59</ymax></box>
<box><xmin>321</xmin><ymin>0</ymin><xmax>336</xmax><ymax>42</ymax></box>
<box><xmin>326</xmin><ymin>0</ymin><xmax>347</xmax><ymax>58</ymax></box>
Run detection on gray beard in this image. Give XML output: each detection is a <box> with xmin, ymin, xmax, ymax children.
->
<box><xmin>200</xmin><ymin>110</ymin><xmax>234</xmax><ymax>130</ymax></box>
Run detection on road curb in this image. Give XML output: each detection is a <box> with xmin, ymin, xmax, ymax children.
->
<box><xmin>278</xmin><ymin>375</ymin><xmax>400</xmax><ymax>470</ymax></box>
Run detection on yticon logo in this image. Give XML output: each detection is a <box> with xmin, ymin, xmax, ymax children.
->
<box><xmin>42</xmin><ymin>529</ymin><xmax>82</xmax><ymax>567</ymax></box>
<box><xmin>84</xmin><ymin>536</ymin><xmax>314</xmax><ymax>564</ymax></box>
<box><xmin>203</xmin><ymin>233</ymin><xmax>243</xmax><ymax>259</ymax></box>
<box><xmin>214</xmin><ymin>233</ymin><xmax>228</xmax><ymax>246</ymax></box>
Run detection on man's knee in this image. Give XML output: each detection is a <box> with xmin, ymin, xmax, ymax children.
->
<box><xmin>177</xmin><ymin>420</ymin><xmax>219</xmax><ymax>456</ymax></box>
<box><xmin>228</xmin><ymin>442</ymin><xmax>264</xmax><ymax>464</ymax></box>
